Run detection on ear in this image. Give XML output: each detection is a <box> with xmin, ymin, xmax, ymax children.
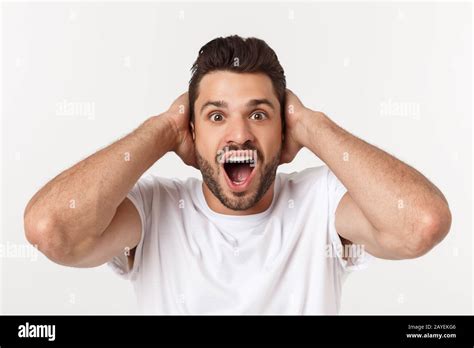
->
<box><xmin>190</xmin><ymin>121</ymin><xmax>195</xmax><ymax>141</ymax></box>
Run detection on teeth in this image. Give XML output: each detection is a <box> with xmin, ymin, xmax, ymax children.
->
<box><xmin>227</xmin><ymin>156</ymin><xmax>255</xmax><ymax>163</ymax></box>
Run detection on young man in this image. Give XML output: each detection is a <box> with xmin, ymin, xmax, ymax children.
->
<box><xmin>24</xmin><ymin>35</ymin><xmax>451</xmax><ymax>314</ymax></box>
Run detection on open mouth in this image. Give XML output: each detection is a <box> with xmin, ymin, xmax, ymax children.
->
<box><xmin>222</xmin><ymin>154</ymin><xmax>257</xmax><ymax>191</ymax></box>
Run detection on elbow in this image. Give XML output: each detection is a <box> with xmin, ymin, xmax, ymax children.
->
<box><xmin>24</xmin><ymin>210</ymin><xmax>77</xmax><ymax>265</ymax></box>
<box><xmin>404</xmin><ymin>203</ymin><xmax>452</xmax><ymax>259</ymax></box>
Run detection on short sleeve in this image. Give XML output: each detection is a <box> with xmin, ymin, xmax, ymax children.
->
<box><xmin>107</xmin><ymin>174</ymin><xmax>155</xmax><ymax>281</ymax></box>
<box><xmin>327</xmin><ymin>167</ymin><xmax>374</xmax><ymax>272</ymax></box>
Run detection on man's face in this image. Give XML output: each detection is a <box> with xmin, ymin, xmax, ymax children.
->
<box><xmin>193</xmin><ymin>71</ymin><xmax>283</xmax><ymax>211</ymax></box>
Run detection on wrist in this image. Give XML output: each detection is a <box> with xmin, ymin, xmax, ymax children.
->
<box><xmin>295</xmin><ymin>109</ymin><xmax>327</xmax><ymax>147</ymax></box>
<box><xmin>143</xmin><ymin>113</ymin><xmax>179</xmax><ymax>153</ymax></box>
<box><xmin>301</xmin><ymin>110</ymin><xmax>343</xmax><ymax>156</ymax></box>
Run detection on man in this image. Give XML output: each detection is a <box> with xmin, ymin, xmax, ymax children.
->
<box><xmin>24</xmin><ymin>35</ymin><xmax>452</xmax><ymax>314</ymax></box>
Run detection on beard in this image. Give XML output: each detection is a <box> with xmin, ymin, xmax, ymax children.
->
<box><xmin>196</xmin><ymin>144</ymin><xmax>281</xmax><ymax>211</ymax></box>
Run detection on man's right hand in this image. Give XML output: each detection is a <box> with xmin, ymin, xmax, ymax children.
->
<box><xmin>164</xmin><ymin>92</ymin><xmax>199</xmax><ymax>169</ymax></box>
<box><xmin>24</xmin><ymin>91</ymin><xmax>198</xmax><ymax>268</ymax></box>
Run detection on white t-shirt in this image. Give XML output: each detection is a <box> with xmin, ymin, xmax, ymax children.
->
<box><xmin>108</xmin><ymin>165</ymin><xmax>373</xmax><ymax>314</ymax></box>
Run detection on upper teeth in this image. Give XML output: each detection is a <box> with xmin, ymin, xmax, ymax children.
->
<box><xmin>227</xmin><ymin>156</ymin><xmax>255</xmax><ymax>163</ymax></box>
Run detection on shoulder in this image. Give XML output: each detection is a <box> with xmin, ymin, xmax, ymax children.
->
<box><xmin>134</xmin><ymin>173</ymin><xmax>199</xmax><ymax>194</ymax></box>
<box><xmin>275</xmin><ymin>166</ymin><xmax>332</xmax><ymax>203</ymax></box>
<box><xmin>128</xmin><ymin>175</ymin><xmax>200</xmax><ymax>211</ymax></box>
<box><xmin>277</xmin><ymin>165</ymin><xmax>329</xmax><ymax>188</ymax></box>
<box><xmin>127</xmin><ymin>175</ymin><xmax>202</xmax><ymax>222</ymax></box>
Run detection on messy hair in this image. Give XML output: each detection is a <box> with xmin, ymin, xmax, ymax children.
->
<box><xmin>188</xmin><ymin>35</ymin><xmax>286</xmax><ymax>125</ymax></box>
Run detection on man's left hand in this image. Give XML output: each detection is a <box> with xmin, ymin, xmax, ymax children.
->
<box><xmin>280</xmin><ymin>89</ymin><xmax>325</xmax><ymax>164</ymax></box>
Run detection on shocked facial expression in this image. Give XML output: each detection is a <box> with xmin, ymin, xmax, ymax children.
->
<box><xmin>193</xmin><ymin>71</ymin><xmax>283</xmax><ymax>211</ymax></box>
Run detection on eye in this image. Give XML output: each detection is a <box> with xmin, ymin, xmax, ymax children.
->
<box><xmin>249</xmin><ymin>112</ymin><xmax>267</xmax><ymax>121</ymax></box>
<box><xmin>209</xmin><ymin>113</ymin><xmax>224</xmax><ymax>122</ymax></box>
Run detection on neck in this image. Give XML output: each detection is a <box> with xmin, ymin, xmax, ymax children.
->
<box><xmin>202</xmin><ymin>182</ymin><xmax>275</xmax><ymax>216</ymax></box>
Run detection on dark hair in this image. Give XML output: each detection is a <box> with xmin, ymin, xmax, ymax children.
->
<box><xmin>188</xmin><ymin>35</ymin><xmax>286</xmax><ymax>125</ymax></box>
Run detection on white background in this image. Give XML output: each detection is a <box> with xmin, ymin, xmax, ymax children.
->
<box><xmin>1</xmin><ymin>1</ymin><xmax>472</xmax><ymax>314</ymax></box>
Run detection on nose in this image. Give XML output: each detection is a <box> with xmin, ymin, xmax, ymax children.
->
<box><xmin>223</xmin><ymin>115</ymin><xmax>255</xmax><ymax>145</ymax></box>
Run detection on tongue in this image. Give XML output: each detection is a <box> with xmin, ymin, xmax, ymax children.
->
<box><xmin>228</xmin><ymin>163</ymin><xmax>252</xmax><ymax>183</ymax></box>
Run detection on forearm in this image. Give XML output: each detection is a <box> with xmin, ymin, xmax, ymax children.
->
<box><xmin>24</xmin><ymin>114</ymin><xmax>175</xmax><ymax>241</ymax></box>
<box><xmin>301</xmin><ymin>111</ymin><xmax>450</xmax><ymax>235</ymax></box>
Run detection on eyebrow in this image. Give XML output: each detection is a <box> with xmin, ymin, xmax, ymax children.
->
<box><xmin>200</xmin><ymin>98</ymin><xmax>275</xmax><ymax>114</ymax></box>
